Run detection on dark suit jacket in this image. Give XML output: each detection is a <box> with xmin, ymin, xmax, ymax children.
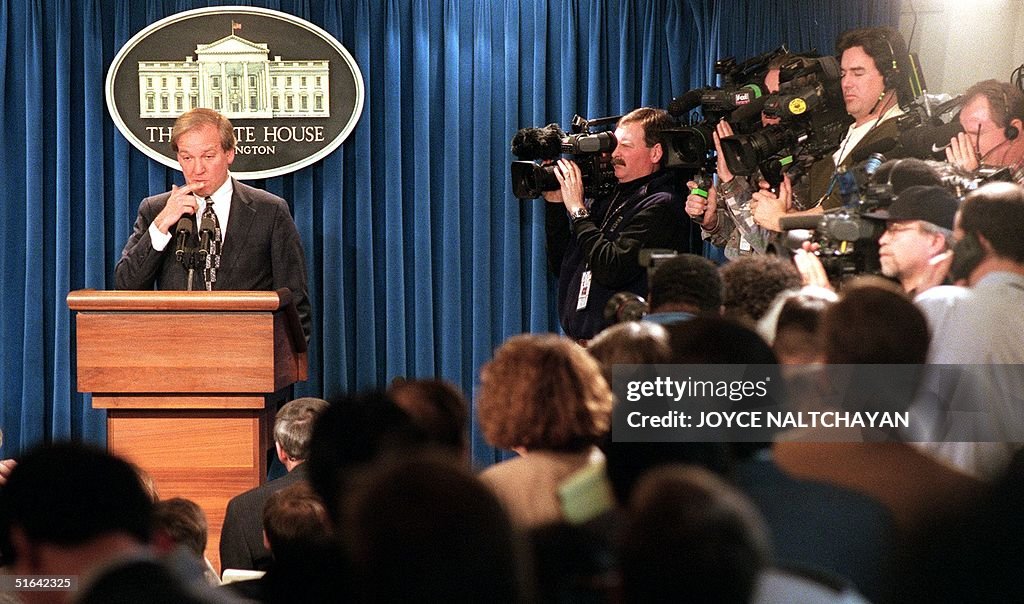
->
<box><xmin>114</xmin><ymin>179</ymin><xmax>311</xmax><ymax>339</ymax></box>
<box><xmin>219</xmin><ymin>463</ymin><xmax>309</xmax><ymax>572</ymax></box>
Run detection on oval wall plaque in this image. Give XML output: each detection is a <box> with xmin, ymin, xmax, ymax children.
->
<box><xmin>106</xmin><ymin>6</ymin><xmax>364</xmax><ymax>179</ymax></box>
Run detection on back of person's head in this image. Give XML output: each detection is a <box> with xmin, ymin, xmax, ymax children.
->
<box><xmin>387</xmin><ymin>378</ymin><xmax>469</xmax><ymax>454</ymax></box>
<box><xmin>835</xmin><ymin>26</ymin><xmax>912</xmax><ymax>103</ymax></box>
<box><xmin>0</xmin><ymin>442</ymin><xmax>153</xmax><ymax>549</ymax></box>
<box><xmin>340</xmin><ymin>454</ymin><xmax>529</xmax><ymax>603</ymax></box>
<box><xmin>262</xmin><ymin>482</ymin><xmax>331</xmax><ymax>564</ymax></box>
<box><xmin>306</xmin><ymin>391</ymin><xmax>427</xmax><ymax>526</ymax></box>
<box><xmin>647</xmin><ymin>254</ymin><xmax>723</xmax><ymax>313</ymax></box>
<box><xmin>769</xmin><ymin>291</ymin><xmax>836</xmax><ymax>365</ymax></box>
<box><xmin>620</xmin><ymin>465</ymin><xmax>770</xmax><ymax>604</ymax></box>
<box><xmin>667</xmin><ymin>316</ymin><xmax>779</xmax><ymax>365</ymax></box>
<box><xmin>872</xmin><ymin>158</ymin><xmax>943</xmax><ymax>194</ymax></box>
<box><xmin>587</xmin><ymin>321</ymin><xmax>671</xmax><ymax>386</ymax></box>
<box><xmin>274</xmin><ymin>397</ymin><xmax>329</xmax><ymax>462</ymax></box>
<box><xmin>959</xmin><ymin>181</ymin><xmax>1024</xmax><ymax>263</ymax></box>
<box><xmin>720</xmin><ymin>256</ymin><xmax>801</xmax><ymax>324</ymax></box>
<box><xmin>478</xmin><ymin>334</ymin><xmax>612</xmax><ymax>452</ymax></box>
<box><xmin>603</xmin><ymin>441</ymin><xmax>733</xmax><ymax>506</ymax></box>
<box><xmin>152</xmin><ymin>497</ymin><xmax>207</xmax><ymax>558</ymax></box>
<box><xmin>821</xmin><ymin>285</ymin><xmax>929</xmax><ymax>364</ymax></box>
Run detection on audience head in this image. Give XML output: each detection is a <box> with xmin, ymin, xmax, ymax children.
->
<box><xmin>478</xmin><ymin>334</ymin><xmax>612</xmax><ymax>452</ymax></box>
<box><xmin>129</xmin><ymin>460</ymin><xmax>161</xmax><ymax>502</ymax></box>
<box><xmin>387</xmin><ymin>378</ymin><xmax>469</xmax><ymax>456</ymax></box>
<box><xmin>756</xmin><ymin>286</ymin><xmax>838</xmax><ymax>363</ymax></box>
<box><xmin>151</xmin><ymin>497</ymin><xmax>207</xmax><ymax>559</ymax></box>
<box><xmin>0</xmin><ymin>443</ymin><xmax>153</xmax><ymax>573</ymax></box>
<box><xmin>306</xmin><ymin>391</ymin><xmax>427</xmax><ymax>526</ymax></box>
<box><xmin>262</xmin><ymin>482</ymin><xmax>331</xmax><ymax>564</ymax></box>
<box><xmin>274</xmin><ymin>397</ymin><xmax>329</xmax><ymax>464</ymax></box>
<box><xmin>647</xmin><ymin>254</ymin><xmax>723</xmax><ymax>314</ymax></box>
<box><xmin>603</xmin><ymin>441</ymin><xmax>734</xmax><ymax>506</ymax></box>
<box><xmin>588</xmin><ymin>321</ymin><xmax>671</xmax><ymax>386</ymax></box>
<box><xmin>956</xmin><ymin>182</ymin><xmax>1024</xmax><ymax>282</ymax></box>
<box><xmin>822</xmin><ymin>285</ymin><xmax>929</xmax><ymax>365</ymax></box>
<box><xmin>620</xmin><ymin>465</ymin><xmax>770</xmax><ymax>604</ymax></box>
<box><xmin>667</xmin><ymin>316</ymin><xmax>779</xmax><ymax>365</ymax></box>
<box><xmin>720</xmin><ymin>256</ymin><xmax>801</xmax><ymax>325</ymax></box>
<box><xmin>340</xmin><ymin>454</ymin><xmax>529</xmax><ymax>603</ymax></box>
<box><xmin>871</xmin><ymin>158</ymin><xmax>943</xmax><ymax>194</ymax></box>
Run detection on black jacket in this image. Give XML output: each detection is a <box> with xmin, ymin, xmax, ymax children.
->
<box><xmin>546</xmin><ymin>170</ymin><xmax>691</xmax><ymax>340</ymax></box>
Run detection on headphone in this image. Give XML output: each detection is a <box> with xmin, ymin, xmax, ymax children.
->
<box><xmin>1000</xmin><ymin>86</ymin><xmax>1019</xmax><ymax>141</ymax></box>
<box><xmin>877</xmin><ymin>32</ymin><xmax>901</xmax><ymax>92</ymax></box>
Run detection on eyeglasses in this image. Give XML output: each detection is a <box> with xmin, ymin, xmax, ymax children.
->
<box><xmin>884</xmin><ymin>222</ymin><xmax>922</xmax><ymax>236</ymax></box>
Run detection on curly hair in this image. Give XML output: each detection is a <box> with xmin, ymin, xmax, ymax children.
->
<box><xmin>648</xmin><ymin>254</ymin><xmax>723</xmax><ymax>312</ymax></box>
<box><xmin>720</xmin><ymin>256</ymin><xmax>801</xmax><ymax>323</ymax></box>
<box><xmin>477</xmin><ymin>334</ymin><xmax>612</xmax><ymax>452</ymax></box>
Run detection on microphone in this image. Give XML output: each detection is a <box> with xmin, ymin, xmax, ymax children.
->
<box><xmin>173</xmin><ymin>215</ymin><xmax>194</xmax><ymax>262</ymax></box>
<box><xmin>778</xmin><ymin>215</ymin><xmax>824</xmax><ymax>231</ymax></box>
<box><xmin>667</xmin><ymin>89</ymin><xmax>704</xmax><ymax>117</ymax></box>
<box><xmin>729</xmin><ymin>95</ymin><xmax>769</xmax><ymax>124</ymax></box>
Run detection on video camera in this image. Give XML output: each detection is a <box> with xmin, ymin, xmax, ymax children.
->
<box><xmin>773</xmin><ymin>153</ymin><xmax>890</xmax><ymax>279</ymax></box>
<box><xmin>510</xmin><ymin>114</ymin><xmax>619</xmax><ymax>199</ymax></box>
<box><xmin>718</xmin><ymin>55</ymin><xmax>852</xmax><ymax>202</ymax></box>
<box><xmin>662</xmin><ymin>47</ymin><xmax>790</xmax><ymax>172</ymax></box>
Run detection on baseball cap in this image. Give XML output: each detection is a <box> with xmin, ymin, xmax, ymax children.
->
<box><xmin>864</xmin><ymin>185</ymin><xmax>959</xmax><ymax>230</ymax></box>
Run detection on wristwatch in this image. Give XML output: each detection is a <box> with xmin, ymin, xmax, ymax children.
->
<box><xmin>569</xmin><ymin>207</ymin><xmax>590</xmax><ymax>221</ymax></box>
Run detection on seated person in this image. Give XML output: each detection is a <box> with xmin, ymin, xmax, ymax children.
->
<box><xmin>477</xmin><ymin>334</ymin><xmax>612</xmax><ymax>527</ymax></box>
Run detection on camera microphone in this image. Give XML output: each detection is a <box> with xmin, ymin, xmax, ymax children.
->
<box><xmin>668</xmin><ymin>89</ymin><xmax>704</xmax><ymax>117</ymax></box>
<box><xmin>778</xmin><ymin>215</ymin><xmax>823</xmax><ymax>231</ymax></box>
<box><xmin>729</xmin><ymin>95</ymin><xmax>769</xmax><ymax>124</ymax></box>
<box><xmin>511</xmin><ymin>124</ymin><xmax>564</xmax><ymax>160</ymax></box>
<box><xmin>173</xmin><ymin>215</ymin><xmax>194</xmax><ymax>262</ymax></box>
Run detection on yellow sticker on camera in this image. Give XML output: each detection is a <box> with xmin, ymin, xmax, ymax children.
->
<box><xmin>788</xmin><ymin>98</ymin><xmax>807</xmax><ymax>115</ymax></box>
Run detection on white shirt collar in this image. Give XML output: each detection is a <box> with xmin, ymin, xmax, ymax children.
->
<box><xmin>195</xmin><ymin>175</ymin><xmax>233</xmax><ymax>207</ymax></box>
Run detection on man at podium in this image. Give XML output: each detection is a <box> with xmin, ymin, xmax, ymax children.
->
<box><xmin>114</xmin><ymin>108</ymin><xmax>311</xmax><ymax>340</ymax></box>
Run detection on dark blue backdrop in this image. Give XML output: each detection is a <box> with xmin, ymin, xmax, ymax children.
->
<box><xmin>0</xmin><ymin>0</ymin><xmax>898</xmax><ymax>467</ymax></box>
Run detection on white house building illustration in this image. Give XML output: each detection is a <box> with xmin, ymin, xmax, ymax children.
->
<box><xmin>138</xmin><ymin>29</ymin><xmax>330</xmax><ymax>119</ymax></box>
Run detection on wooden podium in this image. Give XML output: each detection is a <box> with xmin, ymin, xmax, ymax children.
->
<box><xmin>67</xmin><ymin>289</ymin><xmax>308</xmax><ymax>572</ymax></box>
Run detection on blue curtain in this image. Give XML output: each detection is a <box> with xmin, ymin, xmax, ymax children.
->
<box><xmin>0</xmin><ymin>0</ymin><xmax>897</xmax><ymax>467</ymax></box>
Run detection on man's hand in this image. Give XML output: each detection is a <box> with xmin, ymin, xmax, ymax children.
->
<box><xmin>794</xmin><ymin>241</ymin><xmax>833</xmax><ymax>290</ymax></box>
<box><xmin>946</xmin><ymin>131</ymin><xmax>980</xmax><ymax>172</ymax></box>
<box><xmin>685</xmin><ymin>180</ymin><xmax>719</xmax><ymax>229</ymax></box>
<box><xmin>552</xmin><ymin>158</ymin><xmax>586</xmax><ymax>213</ymax></box>
<box><xmin>751</xmin><ymin>174</ymin><xmax>793</xmax><ymax>232</ymax></box>
<box><xmin>713</xmin><ymin>121</ymin><xmax>735</xmax><ymax>185</ymax></box>
<box><xmin>0</xmin><ymin>458</ymin><xmax>16</xmax><ymax>486</ymax></box>
<box><xmin>152</xmin><ymin>183</ymin><xmax>200</xmax><ymax>234</ymax></box>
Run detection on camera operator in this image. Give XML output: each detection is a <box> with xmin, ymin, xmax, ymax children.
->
<box><xmin>686</xmin><ymin>54</ymin><xmax>790</xmax><ymax>258</ymax></box>
<box><xmin>751</xmin><ymin>27</ymin><xmax>911</xmax><ymax>232</ymax></box>
<box><xmin>544</xmin><ymin>107</ymin><xmax>690</xmax><ymax>342</ymax></box>
<box><xmin>945</xmin><ymin>79</ymin><xmax>1024</xmax><ymax>182</ymax></box>
<box><xmin>866</xmin><ymin>185</ymin><xmax>959</xmax><ymax>296</ymax></box>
